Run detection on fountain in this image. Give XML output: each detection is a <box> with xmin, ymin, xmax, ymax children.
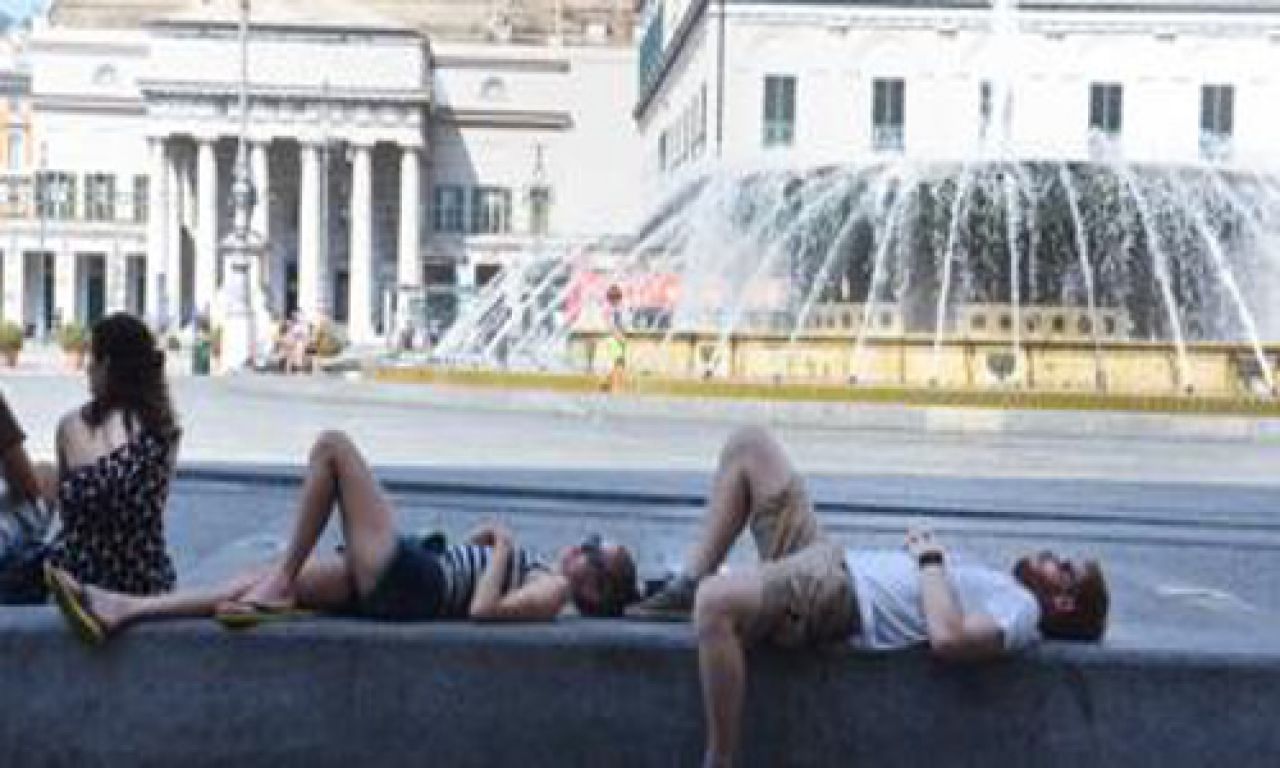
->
<box><xmin>427</xmin><ymin>2</ymin><xmax>1280</xmax><ymax>401</ymax></box>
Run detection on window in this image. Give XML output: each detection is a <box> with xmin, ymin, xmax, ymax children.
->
<box><xmin>85</xmin><ymin>173</ymin><xmax>115</xmax><ymax>222</ymax></box>
<box><xmin>432</xmin><ymin>185</ymin><xmax>465</xmax><ymax>233</ymax></box>
<box><xmin>972</xmin><ymin>315</ymin><xmax>987</xmax><ymax>330</ymax></box>
<box><xmin>1052</xmin><ymin>315</ymin><xmax>1066</xmax><ymax>333</ymax></box>
<box><xmin>470</xmin><ymin>186</ymin><xmax>512</xmax><ymax>235</ymax></box>
<box><xmin>659</xmin><ymin>133</ymin><xmax>668</xmax><ymax>172</ymax></box>
<box><xmin>37</xmin><ymin>172</ymin><xmax>77</xmax><ymax>220</ymax></box>
<box><xmin>872</xmin><ymin>78</ymin><xmax>905</xmax><ymax>151</ymax></box>
<box><xmin>479</xmin><ymin>76</ymin><xmax>507</xmax><ymax>102</ymax></box>
<box><xmin>92</xmin><ymin>64</ymin><xmax>118</xmax><ymax>86</ymax></box>
<box><xmin>133</xmin><ymin>175</ymin><xmax>149</xmax><ymax>223</ymax></box>
<box><xmin>1089</xmin><ymin>83</ymin><xmax>1123</xmax><ymax>136</ymax></box>
<box><xmin>763</xmin><ymin>75</ymin><xmax>796</xmax><ymax>148</ymax></box>
<box><xmin>692</xmin><ymin>83</ymin><xmax>708</xmax><ymax>157</ymax></box>
<box><xmin>7</xmin><ymin>128</ymin><xmax>23</xmax><ymax>172</ymax></box>
<box><xmin>1200</xmin><ymin>84</ymin><xmax>1234</xmax><ymax>161</ymax></box>
<box><xmin>528</xmin><ymin>185</ymin><xmax>551</xmax><ymax>236</ymax></box>
<box><xmin>979</xmin><ymin>80</ymin><xmax>992</xmax><ymax>138</ymax></box>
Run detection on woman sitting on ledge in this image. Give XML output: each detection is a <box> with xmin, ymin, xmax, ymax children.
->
<box><xmin>48</xmin><ymin>313</ymin><xmax>181</xmax><ymax>597</ymax></box>
<box><xmin>47</xmin><ymin>430</ymin><xmax>638</xmax><ymax>644</ymax></box>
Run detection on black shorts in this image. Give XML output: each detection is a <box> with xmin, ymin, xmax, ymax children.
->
<box><xmin>353</xmin><ymin>537</ymin><xmax>445</xmax><ymax>621</ymax></box>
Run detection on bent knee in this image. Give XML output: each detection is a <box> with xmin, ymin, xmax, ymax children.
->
<box><xmin>312</xmin><ymin>429</ymin><xmax>354</xmax><ymax>460</ymax></box>
<box><xmin>694</xmin><ymin>575</ymin><xmax>759</xmax><ymax>640</ymax></box>
<box><xmin>719</xmin><ymin>425</ymin><xmax>778</xmax><ymax>466</ymax></box>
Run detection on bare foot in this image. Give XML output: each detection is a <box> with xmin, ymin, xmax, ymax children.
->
<box><xmin>54</xmin><ymin>570</ymin><xmax>129</xmax><ymax>636</ymax></box>
<box><xmin>219</xmin><ymin>569</ymin><xmax>296</xmax><ymax>614</ymax></box>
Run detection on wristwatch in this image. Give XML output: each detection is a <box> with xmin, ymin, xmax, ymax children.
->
<box><xmin>917</xmin><ymin>551</ymin><xmax>945</xmax><ymax>569</ymax></box>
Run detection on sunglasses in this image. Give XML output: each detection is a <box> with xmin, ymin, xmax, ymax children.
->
<box><xmin>581</xmin><ymin>533</ymin><xmax>608</xmax><ymax>572</ymax></box>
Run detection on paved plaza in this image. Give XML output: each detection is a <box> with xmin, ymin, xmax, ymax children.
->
<box><xmin>4</xmin><ymin>362</ymin><xmax>1280</xmax><ymax>765</ymax></box>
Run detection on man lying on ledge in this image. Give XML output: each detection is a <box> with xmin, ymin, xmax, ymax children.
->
<box><xmin>628</xmin><ymin>426</ymin><xmax>1109</xmax><ymax>768</ymax></box>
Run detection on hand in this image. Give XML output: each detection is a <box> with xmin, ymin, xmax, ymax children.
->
<box><xmin>905</xmin><ymin>526</ymin><xmax>945</xmax><ymax>561</ymax></box>
<box><xmin>467</xmin><ymin>522</ymin><xmax>513</xmax><ymax>549</ymax></box>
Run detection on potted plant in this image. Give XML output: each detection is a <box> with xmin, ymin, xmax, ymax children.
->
<box><xmin>0</xmin><ymin>321</ymin><xmax>22</xmax><ymax>367</ymax></box>
<box><xmin>312</xmin><ymin>322</ymin><xmax>346</xmax><ymax>359</ymax></box>
<box><xmin>57</xmin><ymin>322</ymin><xmax>89</xmax><ymax>370</ymax></box>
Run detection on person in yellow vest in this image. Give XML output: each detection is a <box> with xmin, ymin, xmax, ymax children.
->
<box><xmin>601</xmin><ymin>284</ymin><xmax>627</xmax><ymax>393</ymax></box>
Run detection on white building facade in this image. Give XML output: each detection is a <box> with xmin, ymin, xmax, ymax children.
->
<box><xmin>635</xmin><ymin>0</ymin><xmax>1280</xmax><ymax>202</ymax></box>
<box><xmin>0</xmin><ymin>0</ymin><xmax>641</xmax><ymax>346</ymax></box>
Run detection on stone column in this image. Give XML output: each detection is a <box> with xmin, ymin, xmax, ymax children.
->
<box><xmin>397</xmin><ymin>144</ymin><xmax>422</xmax><ymax>338</ymax></box>
<box><xmin>106</xmin><ymin>247</ymin><xmax>127</xmax><ymax>313</ymax></box>
<box><xmin>297</xmin><ymin>141</ymin><xmax>322</xmax><ymax>321</ymax></box>
<box><xmin>195</xmin><ymin>136</ymin><xmax>218</xmax><ymax>320</ymax></box>
<box><xmin>180</xmin><ymin>152</ymin><xmax>196</xmax><ymax>230</ymax></box>
<box><xmin>145</xmin><ymin>136</ymin><xmax>168</xmax><ymax>326</ymax></box>
<box><xmin>166</xmin><ymin>149</ymin><xmax>183</xmax><ymax>326</ymax></box>
<box><xmin>54</xmin><ymin>248</ymin><xmax>76</xmax><ymax>327</ymax></box>
<box><xmin>250</xmin><ymin>140</ymin><xmax>271</xmax><ymax>318</ymax></box>
<box><xmin>2</xmin><ymin>242</ymin><xmax>23</xmax><ymax>327</ymax></box>
<box><xmin>347</xmin><ymin>141</ymin><xmax>374</xmax><ymax>344</ymax></box>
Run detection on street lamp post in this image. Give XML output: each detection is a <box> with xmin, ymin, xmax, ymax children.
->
<box><xmin>217</xmin><ymin>0</ymin><xmax>263</xmax><ymax>372</ymax></box>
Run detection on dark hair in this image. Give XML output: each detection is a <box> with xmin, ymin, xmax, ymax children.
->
<box><xmin>82</xmin><ymin>313</ymin><xmax>180</xmax><ymax>444</ymax></box>
<box><xmin>570</xmin><ymin>540</ymin><xmax>639</xmax><ymax>617</ymax></box>
<box><xmin>1039</xmin><ymin>561</ymin><xmax>1109</xmax><ymax>642</ymax></box>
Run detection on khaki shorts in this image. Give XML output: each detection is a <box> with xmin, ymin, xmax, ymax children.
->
<box><xmin>749</xmin><ymin>478</ymin><xmax>858</xmax><ymax>648</ymax></box>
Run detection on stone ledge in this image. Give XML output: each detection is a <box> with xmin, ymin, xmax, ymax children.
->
<box><xmin>2</xmin><ymin>610</ymin><xmax>1276</xmax><ymax>768</ymax></box>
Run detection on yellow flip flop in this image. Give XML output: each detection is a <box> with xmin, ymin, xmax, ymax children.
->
<box><xmin>214</xmin><ymin>601</ymin><xmax>316</xmax><ymax>631</ymax></box>
<box><xmin>44</xmin><ymin>565</ymin><xmax>107</xmax><ymax>647</ymax></box>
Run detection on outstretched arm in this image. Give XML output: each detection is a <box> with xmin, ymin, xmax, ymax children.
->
<box><xmin>907</xmin><ymin>527</ymin><xmax>1005</xmax><ymax>662</ymax></box>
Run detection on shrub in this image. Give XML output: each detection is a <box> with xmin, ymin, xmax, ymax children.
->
<box><xmin>313</xmin><ymin>322</ymin><xmax>346</xmax><ymax>357</ymax></box>
<box><xmin>57</xmin><ymin>322</ymin><xmax>89</xmax><ymax>353</ymax></box>
<box><xmin>0</xmin><ymin>321</ymin><xmax>22</xmax><ymax>353</ymax></box>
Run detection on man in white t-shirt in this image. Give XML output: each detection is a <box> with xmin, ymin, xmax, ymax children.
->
<box><xmin>628</xmin><ymin>426</ymin><xmax>1109</xmax><ymax>768</ymax></box>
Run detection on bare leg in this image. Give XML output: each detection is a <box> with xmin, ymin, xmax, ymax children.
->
<box><xmin>238</xmin><ymin>430</ymin><xmax>397</xmax><ymax>607</ymax></box>
<box><xmin>685</xmin><ymin>426</ymin><xmax>798</xmax><ymax>580</ymax></box>
<box><xmin>64</xmin><ymin>558</ymin><xmax>356</xmax><ymax>636</ymax></box>
<box><xmin>695</xmin><ymin>570</ymin><xmax>766</xmax><ymax>768</ymax></box>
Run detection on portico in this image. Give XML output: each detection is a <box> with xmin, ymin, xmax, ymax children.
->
<box><xmin>139</xmin><ymin>4</ymin><xmax>430</xmax><ymax>345</ymax></box>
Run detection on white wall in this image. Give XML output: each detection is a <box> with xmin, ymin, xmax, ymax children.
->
<box><xmin>29</xmin><ymin>29</ymin><xmax>149</xmax><ymax>173</ymax></box>
<box><xmin>147</xmin><ymin>29</ymin><xmax>424</xmax><ymax>93</ymax></box>
<box><xmin>638</xmin><ymin>4</ymin><xmax>1280</xmax><ymax>200</ymax></box>
<box><xmin>429</xmin><ymin>43</ymin><xmax>640</xmax><ymax>251</ymax></box>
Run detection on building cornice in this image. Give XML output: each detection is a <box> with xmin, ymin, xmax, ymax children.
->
<box><xmin>139</xmin><ymin>80</ymin><xmax>432</xmax><ymax>105</ymax></box>
<box><xmin>433</xmin><ymin>106</ymin><xmax>572</xmax><ymax>130</ymax></box>
<box><xmin>146</xmin><ymin>18</ymin><xmax>421</xmax><ymax>41</ymax></box>
<box><xmin>431</xmin><ymin>55</ymin><xmax>571</xmax><ymax>73</ymax></box>
<box><xmin>28</xmin><ymin>39</ymin><xmax>150</xmax><ymax>57</ymax></box>
<box><xmin>729</xmin><ymin>0</ymin><xmax>1280</xmax><ymax>11</ymax></box>
<box><xmin>33</xmin><ymin>94</ymin><xmax>147</xmax><ymax>116</ymax></box>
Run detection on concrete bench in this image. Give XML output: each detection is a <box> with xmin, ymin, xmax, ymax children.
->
<box><xmin>2</xmin><ymin>610</ymin><xmax>1276</xmax><ymax>768</ymax></box>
